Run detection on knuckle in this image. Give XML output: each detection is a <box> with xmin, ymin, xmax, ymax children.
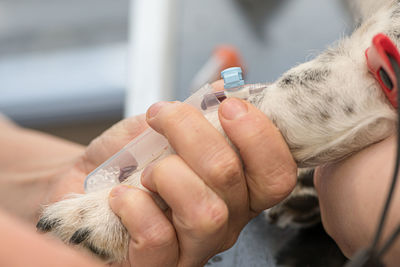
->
<box><xmin>192</xmin><ymin>199</ymin><xmax>229</xmax><ymax>235</ymax></box>
<box><xmin>138</xmin><ymin>222</ymin><xmax>176</xmax><ymax>250</ymax></box>
<box><xmin>207</xmin><ymin>151</ymin><xmax>243</xmax><ymax>189</ymax></box>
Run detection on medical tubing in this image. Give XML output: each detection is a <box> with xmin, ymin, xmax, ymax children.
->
<box><xmin>377</xmin><ymin>224</ymin><xmax>400</xmax><ymax>258</ymax></box>
<box><xmin>344</xmin><ymin>54</ymin><xmax>400</xmax><ymax>267</ymax></box>
<box><xmin>370</xmin><ymin>55</ymin><xmax>400</xmax><ymax>252</ymax></box>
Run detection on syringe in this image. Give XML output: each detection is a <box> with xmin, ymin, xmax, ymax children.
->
<box><xmin>84</xmin><ymin>67</ymin><xmax>267</xmax><ymax>193</ymax></box>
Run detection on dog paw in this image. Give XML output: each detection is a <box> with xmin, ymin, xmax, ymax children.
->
<box><xmin>267</xmin><ymin>169</ymin><xmax>321</xmax><ymax>228</ymax></box>
<box><xmin>36</xmin><ymin>190</ymin><xmax>129</xmax><ymax>262</ymax></box>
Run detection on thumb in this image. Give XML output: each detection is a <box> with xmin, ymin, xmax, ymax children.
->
<box><xmin>82</xmin><ymin>115</ymin><xmax>149</xmax><ymax>173</ymax></box>
<box><xmin>218</xmin><ymin>98</ymin><xmax>297</xmax><ymax>212</ymax></box>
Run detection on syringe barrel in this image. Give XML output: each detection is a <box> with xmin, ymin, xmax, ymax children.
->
<box><xmin>84</xmin><ymin>83</ymin><xmax>216</xmax><ymax>193</ymax></box>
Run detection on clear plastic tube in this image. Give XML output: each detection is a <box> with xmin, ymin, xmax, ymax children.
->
<box><xmin>84</xmin><ymin>83</ymin><xmax>267</xmax><ymax>193</ymax></box>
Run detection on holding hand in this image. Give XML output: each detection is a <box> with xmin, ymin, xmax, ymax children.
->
<box><xmin>109</xmin><ymin>85</ymin><xmax>297</xmax><ymax>266</ymax></box>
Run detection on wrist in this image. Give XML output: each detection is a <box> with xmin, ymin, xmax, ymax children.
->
<box><xmin>0</xmin><ymin>122</ymin><xmax>86</xmax><ymax>223</ymax></box>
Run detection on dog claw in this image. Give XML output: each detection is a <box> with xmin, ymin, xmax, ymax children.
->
<box><xmin>36</xmin><ymin>218</ymin><xmax>59</xmax><ymax>232</ymax></box>
<box><xmin>70</xmin><ymin>228</ymin><xmax>91</xmax><ymax>244</ymax></box>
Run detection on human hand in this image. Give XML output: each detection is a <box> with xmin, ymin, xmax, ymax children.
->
<box><xmin>47</xmin><ymin>114</ymin><xmax>149</xmax><ymax>204</ymax></box>
<box><xmin>0</xmin><ymin>114</ymin><xmax>151</xmax><ymax>266</ymax></box>
<box><xmin>314</xmin><ymin>135</ymin><xmax>400</xmax><ymax>266</ymax></box>
<box><xmin>108</xmin><ymin>82</ymin><xmax>297</xmax><ymax>266</ymax></box>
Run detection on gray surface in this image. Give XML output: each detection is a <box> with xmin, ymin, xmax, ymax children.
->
<box><xmin>175</xmin><ymin>0</ymin><xmax>353</xmax><ymax>100</ymax></box>
<box><xmin>0</xmin><ymin>0</ymin><xmax>128</xmax><ymax>56</ymax></box>
<box><xmin>0</xmin><ymin>0</ymin><xmax>128</xmax><ymax>125</ymax></box>
<box><xmin>206</xmin><ymin>215</ymin><xmax>293</xmax><ymax>267</ymax></box>
<box><xmin>205</xmin><ymin>215</ymin><xmax>346</xmax><ymax>267</ymax></box>
<box><xmin>0</xmin><ymin>44</ymin><xmax>126</xmax><ymax>126</ymax></box>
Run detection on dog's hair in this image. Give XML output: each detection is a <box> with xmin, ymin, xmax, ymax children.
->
<box><xmin>37</xmin><ymin>0</ymin><xmax>399</xmax><ymax>262</ymax></box>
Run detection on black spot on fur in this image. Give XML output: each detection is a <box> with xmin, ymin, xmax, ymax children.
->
<box><xmin>387</xmin><ymin>29</ymin><xmax>400</xmax><ymax>41</ymax></box>
<box><xmin>279</xmin><ymin>74</ymin><xmax>299</xmax><ymax>88</ymax></box>
<box><xmin>36</xmin><ymin>218</ymin><xmax>59</xmax><ymax>232</ymax></box>
<box><xmin>391</xmin><ymin>8</ymin><xmax>400</xmax><ymax>19</ymax></box>
<box><xmin>300</xmin><ymin>113</ymin><xmax>313</xmax><ymax>123</ymax></box>
<box><xmin>70</xmin><ymin>228</ymin><xmax>91</xmax><ymax>244</ymax></box>
<box><xmin>326</xmin><ymin>95</ymin><xmax>335</xmax><ymax>103</ymax></box>
<box><xmin>87</xmin><ymin>244</ymin><xmax>110</xmax><ymax>260</ymax></box>
<box><xmin>285</xmin><ymin>195</ymin><xmax>319</xmax><ymax>213</ymax></box>
<box><xmin>319</xmin><ymin>110</ymin><xmax>331</xmax><ymax>121</ymax></box>
<box><xmin>298</xmin><ymin>169</ymin><xmax>315</xmax><ymax>188</ymax></box>
<box><xmin>279</xmin><ymin>68</ymin><xmax>330</xmax><ymax>90</ymax></box>
<box><xmin>302</xmin><ymin>68</ymin><xmax>331</xmax><ymax>83</ymax></box>
<box><xmin>344</xmin><ymin>105</ymin><xmax>355</xmax><ymax>115</ymax></box>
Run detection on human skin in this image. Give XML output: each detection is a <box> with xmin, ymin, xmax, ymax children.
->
<box><xmin>108</xmin><ymin>96</ymin><xmax>297</xmax><ymax>266</ymax></box>
<box><xmin>315</xmin><ymin>135</ymin><xmax>400</xmax><ymax>266</ymax></box>
<box><xmin>0</xmin><ymin>82</ymin><xmax>297</xmax><ymax>266</ymax></box>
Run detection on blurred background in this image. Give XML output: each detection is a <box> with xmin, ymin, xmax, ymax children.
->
<box><xmin>0</xmin><ymin>0</ymin><xmax>355</xmax><ymax>266</ymax></box>
<box><xmin>0</xmin><ymin>0</ymin><xmax>352</xmax><ymax>145</ymax></box>
<box><xmin>0</xmin><ymin>0</ymin><xmax>128</xmax><ymax>143</ymax></box>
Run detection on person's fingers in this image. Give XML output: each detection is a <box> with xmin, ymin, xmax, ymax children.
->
<box><xmin>109</xmin><ymin>185</ymin><xmax>178</xmax><ymax>267</ymax></box>
<box><xmin>218</xmin><ymin>98</ymin><xmax>297</xmax><ymax>213</ymax></box>
<box><xmin>83</xmin><ymin>80</ymin><xmax>222</xmax><ymax>175</ymax></box>
<box><xmin>141</xmin><ymin>155</ymin><xmax>230</xmax><ymax>266</ymax></box>
<box><xmin>82</xmin><ymin>115</ymin><xmax>149</xmax><ymax>173</ymax></box>
<box><xmin>145</xmin><ymin>102</ymin><xmax>248</xmax><ymax>212</ymax></box>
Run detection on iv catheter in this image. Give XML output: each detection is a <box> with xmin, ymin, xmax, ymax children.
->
<box><xmin>84</xmin><ymin>67</ymin><xmax>268</xmax><ymax>193</ymax></box>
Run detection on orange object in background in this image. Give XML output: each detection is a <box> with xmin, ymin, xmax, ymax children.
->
<box><xmin>190</xmin><ymin>45</ymin><xmax>245</xmax><ymax>90</ymax></box>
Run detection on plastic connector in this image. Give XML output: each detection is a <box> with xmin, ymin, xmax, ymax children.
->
<box><xmin>221</xmin><ymin>67</ymin><xmax>244</xmax><ymax>90</ymax></box>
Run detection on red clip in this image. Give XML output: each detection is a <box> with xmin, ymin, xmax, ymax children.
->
<box><xmin>365</xmin><ymin>33</ymin><xmax>400</xmax><ymax>108</ymax></box>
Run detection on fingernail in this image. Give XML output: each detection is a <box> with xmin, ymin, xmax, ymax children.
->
<box><xmin>146</xmin><ymin>101</ymin><xmax>173</xmax><ymax>119</ymax></box>
<box><xmin>109</xmin><ymin>185</ymin><xmax>132</xmax><ymax>199</ymax></box>
<box><xmin>220</xmin><ymin>98</ymin><xmax>248</xmax><ymax>120</ymax></box>
<box><xmin>140</xmin><ymin>164</ymin><xmax>154</xmax><ymax>186</ymax></box>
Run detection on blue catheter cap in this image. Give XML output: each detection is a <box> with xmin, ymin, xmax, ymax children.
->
<box><xmin>221</xmin><ymin>67</ymin><xmax>244</xmax><ymax>90</ymax></box>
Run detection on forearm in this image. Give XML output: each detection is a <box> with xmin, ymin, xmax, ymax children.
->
<box><xmin>0</xmin><ymin>117</ymin><xmax>85</xmax><ymax>223</ymax></box>
<box><xmin>0</xmin><ymin>209</ymin><xmax>103</xmax><ymax>266</ymax></box>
